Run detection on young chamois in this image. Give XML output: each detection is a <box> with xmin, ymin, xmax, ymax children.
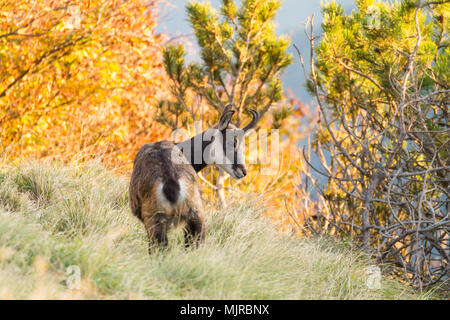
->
<box><xmin>129</xmin><ymin>105</ymin><xmax>260</xmax><ymax>252</ymax></box>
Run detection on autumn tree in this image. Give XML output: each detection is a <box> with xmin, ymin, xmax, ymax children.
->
<box><xmin>300</xmin><ymin>0</ymin><xmax>449</xmax><ymax>290</ymax></box>
<box><xmin>157</xmin><ymin>0</ymin><xmax>294</xmax><ymax>205</ymax></box>
<box><xmin>0</xmin><ymin>0</ymin><xmax>168</xmax><ymax>167</ymax></box>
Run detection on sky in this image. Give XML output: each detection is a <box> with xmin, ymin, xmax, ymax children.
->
<box><xmin>156</xmin><ymin>0</ymin><xmax>356</xmax><ymax>103</ymax></box>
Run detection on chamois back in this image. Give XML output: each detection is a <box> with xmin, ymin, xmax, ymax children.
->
<box><xmin>129</xmin><ymin>141</ymin><xmax>204</xmax><ymax>252</ymax></box>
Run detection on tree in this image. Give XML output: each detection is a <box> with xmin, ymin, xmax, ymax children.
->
<box><xmin>157</xmin><ymin>0</ymin><xmax>294</xmax><ymax>205</ymax></box>
<box><xmin>0</xmin><ymin>0</ymin><xmax>168</xmax><ymax>168</ymax></box>
<box><xmin>300</xmin><ymin>0</ymin><xmax>449</xmax><ymax>291</ymax></box>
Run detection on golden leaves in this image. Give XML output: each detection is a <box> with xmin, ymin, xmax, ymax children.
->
<box><xmin>0</xmin><ymin>0</ymin><xmax>169</xmax><ymax>168</ymax></box>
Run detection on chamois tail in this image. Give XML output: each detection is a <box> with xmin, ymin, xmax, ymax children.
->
<box><xmin>157</xmin><ymin>177</ymin><xmax>186</xmax><ymax>207</ymax></box>
<box><xmin>162</xmin><ymin>178</ymin><xmax>180</xmax><ymax>204</ymax></box>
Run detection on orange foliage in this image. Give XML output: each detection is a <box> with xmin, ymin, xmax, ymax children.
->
<box><xmin>0</xmin><ymin>0</ymin><xmax>169</xmax><ymax>167</ymax></box>
<box><xmin>242</xmin><ymin>102</ymin><xmax>320</xmax><ymax>230</ymax></box>
<box><xmin>195</xmin><ymin>98</ymin><xmax>320</xmax><ymax>229</ymax></box>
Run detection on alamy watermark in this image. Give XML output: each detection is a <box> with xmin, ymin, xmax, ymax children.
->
<box><xmin>366</xmin><ymin>5</ymin><xmax>381</xmax><ymax>30</ymax></box>
<box><xmin>64</xmin><ymin>5</ymin><xmax>81</xmax><ymax>30</ymax></box>
<box><xmin>365</xmin><ymin>265</ymin><xmax>381</xmax><ymax>290</ymax></box>
<box><xmin>170</xmin><ymin>122</ymin><xmax>281</xmax><ymax>176</ymax></box>
<box><xmin>66</xmin><ymin>265</ymin><xmax>81</xmax><ymax>290</ymax></box>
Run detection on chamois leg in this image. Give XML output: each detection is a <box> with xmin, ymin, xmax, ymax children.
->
<box><xmin>184</xmin><ymin>209</ymin><xmax>205</xmax><ymax>248</ymax></box>
<box><xmin>144</xmin><ymin>212</ymin><xmax>169</xmax><ymax>254</ymax></box>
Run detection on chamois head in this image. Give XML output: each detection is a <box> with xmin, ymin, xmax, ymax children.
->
<box><xmin>204</xmin><ymin>104</ymin><xmax>260</xmax><ymax>179</ymax></box>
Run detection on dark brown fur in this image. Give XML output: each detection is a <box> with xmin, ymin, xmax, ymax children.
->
<box><xmin>129</xmin><ymin>141</ymin><xmax>204</xmax><ymax>252</ymax></box>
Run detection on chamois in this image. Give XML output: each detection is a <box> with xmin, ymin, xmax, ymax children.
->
<box><xmin>129</xmin><ymin>105</ymin><xmax>259</xmax><ymax>252</ymax></box>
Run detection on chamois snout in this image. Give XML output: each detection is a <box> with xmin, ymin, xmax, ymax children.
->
<box><xmin>232</xmin><ymin>164</ymin><xmax>247</xmax><ymax>178</ymax></box>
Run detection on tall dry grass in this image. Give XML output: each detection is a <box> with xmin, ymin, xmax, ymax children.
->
<box><xmin>0</xmin><ymin>160</ymin><xmax>429</xmax><ymax>299</ymax></box>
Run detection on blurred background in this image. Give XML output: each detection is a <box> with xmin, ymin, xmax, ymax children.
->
<box><xmin>158</xmin><ymin>0</ymin><xmax>356</xmax><ymax>103</ymax></box>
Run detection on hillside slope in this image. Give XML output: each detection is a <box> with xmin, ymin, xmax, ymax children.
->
<box><xmin>0</xmin><ymin>161</ymin><xmax>425</xmax><ymax>299</ymax></box>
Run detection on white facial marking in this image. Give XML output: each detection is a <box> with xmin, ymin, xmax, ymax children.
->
<box><xmin>203</xmin><ymin>128</ymin><xmax>246</xmax><ymax>179</ymax></box>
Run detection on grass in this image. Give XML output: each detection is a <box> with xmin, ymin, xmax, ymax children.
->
<box><xmin>0</xmin><ymin>160</ymin><xmax>430</xmax><ymax>299</ymax></box>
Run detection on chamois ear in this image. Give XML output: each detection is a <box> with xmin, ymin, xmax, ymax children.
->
<box><xmin>217</xmin><ymin>104</ymin><xmax>235</xmax><ymax>130</ymax></box>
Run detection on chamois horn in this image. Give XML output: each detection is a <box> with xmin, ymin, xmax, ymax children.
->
<box><xmin>242</xmin><ymin>109</ymin><xmax>260</xmax><ymax>132</ymax></box>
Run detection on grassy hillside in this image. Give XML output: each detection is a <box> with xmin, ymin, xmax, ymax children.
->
<box><xmin>0</xmin><ymin>161</ymin><xmax>428</xmax><ymax>299</ymax></box>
